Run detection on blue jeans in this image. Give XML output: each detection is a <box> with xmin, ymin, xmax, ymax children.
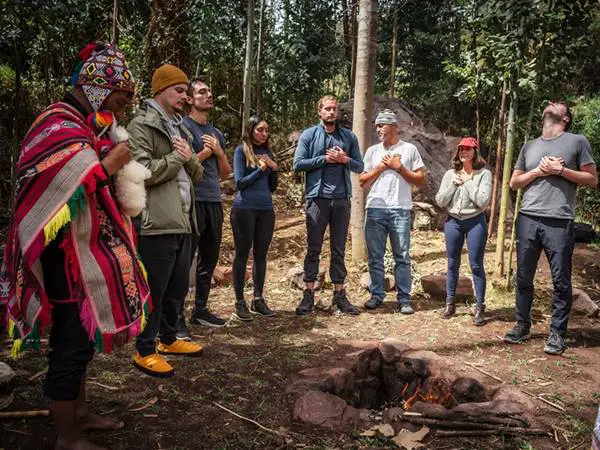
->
<box><xmin>444</xmin><ymin>213</ymin><xmax>487</xmax><ymax>307</ymax></box>
<box><xmin>365</xmin><ymin>208</ymin><xmax>412</xmax><ymax>304</ymax></box>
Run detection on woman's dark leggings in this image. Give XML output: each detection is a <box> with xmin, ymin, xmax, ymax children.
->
<box><xmin>230</xmin><ymin>208</ymin><xmax>275</xmax><ymax>301</ymax></box>
<box><xmin>444</xmin><ymin>213</ymin><xmax>487</xmax><ymax>307</ymax></box>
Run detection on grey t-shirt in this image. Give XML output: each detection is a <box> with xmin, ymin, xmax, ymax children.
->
<box><xmin>514</xmin><ymin>132</ymin><xmax>595</xmax><ymax>219</ymax></box>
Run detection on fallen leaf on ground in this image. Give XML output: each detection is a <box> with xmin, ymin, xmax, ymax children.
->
<box><xmin>360</xmin><ymin>423</ymin><xmax>395</xmax><ymax>437</ymax></box>
<box><xmin>392</xmin><ymin>426</ymin><xmax>429</xmax><ymax>450</ymax></box>
<box><xmin>128</xmin><ymin>397</ymin><xmax>158</xmax><ymax>412</ymax></box>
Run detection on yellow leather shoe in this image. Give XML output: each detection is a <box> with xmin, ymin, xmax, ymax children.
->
<box><xmin>133</xmin><ymin>353</ymin><xmax>175</xmax><ymax>378</ymax></box>
<box><xmin>157</xmin><ymin>340</ymin><xmax>203</xmax><ymax>357</ymax></box>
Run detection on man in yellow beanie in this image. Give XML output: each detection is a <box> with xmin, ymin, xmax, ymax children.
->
<box><xmin>128</xmin><ymin>64</ymin><xmax>205</xmax><ymax>378</ymax></box>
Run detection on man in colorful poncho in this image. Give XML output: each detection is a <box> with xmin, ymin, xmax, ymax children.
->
<box><xmin>0</xmin><ymin>43</ymin><xmax>151</xmax><ymax>449</ymax></box>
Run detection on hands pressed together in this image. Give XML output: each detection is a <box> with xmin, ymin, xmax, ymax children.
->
<box><xmin>453</xmin><ymin>171</ymin><xmax>474</xmax><ymax>186</ymax></box>
<box><xmin>257</xmin><ymin>154</ymin><xmax>277</xmax><ymax>171</ymax></box>
<box><xmin>202</xmin><ymin>134</ymin><xmax>225</xmax><ymax>158</ymax></box>
<box><xmin>325</xmin><ymin>146</ymin><xmax>350</xmax><ymax>165</ymax></box>
<box><xmin>536</xmin><ymin>156</ymin><xmax>565</xmax><ymax>176</ymax></box>
<box><xmin>172</xmin><ymin>137</ymin><xmax>193</xmax><ymax>161</ymax></box>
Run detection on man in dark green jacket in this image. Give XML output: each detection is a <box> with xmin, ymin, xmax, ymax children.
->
<box><xmin>129</xmin><ymin>64</ymin><xmax>204</xmax><ymax>378</ymax></box>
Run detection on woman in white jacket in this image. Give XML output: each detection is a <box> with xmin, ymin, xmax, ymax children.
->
<box><xmin>435</xmin><ymin>137</ymin><xmax>492</xmax><ymax>325</ymax></box>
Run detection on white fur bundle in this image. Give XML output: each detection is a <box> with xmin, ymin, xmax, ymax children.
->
<box><xmin>107</xmin><ymin>122</ymin><xmax>151</xmax><ymax>217</ymax></box>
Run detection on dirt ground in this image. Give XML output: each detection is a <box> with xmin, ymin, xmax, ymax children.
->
<box><xmin>1</xmin><ymin>187</ymin><xmax>599</xmax><ymax>450</ymax></box>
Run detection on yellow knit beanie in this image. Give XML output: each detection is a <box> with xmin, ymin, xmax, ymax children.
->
<box><xmin>151</xmin><ymin>64</ymin><xmax>189</xmax><ymax>96</ymax></box>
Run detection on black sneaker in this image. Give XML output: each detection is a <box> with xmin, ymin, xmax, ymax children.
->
<box><xmin>190</xmin><ymin>309</ymin><xmax>226</xmax><ymax>328</ymax></box>
<box><xmin>175</xmin><ymin>315</ymin><xmax>192</xmax><ymax>341</ymax></box>
<box><xmin>295</xmin><ymin>289</ymin><xmax>315</xmax><ymax>316</ymax></box>
<box><xmin>233</xmin><ymin>300</ymin><xmax>253</xmax><ymax>321</ymax></box>
<box><xmin>250</xmin><ymin>297</ymin><xmax>275</xmax><ymax>317</ymax></box>
<box><xmin>333</xmin><ymin>290</ymin><xmax>360</xmax><ymax>315</ymax></box>
<box><xmin>364</xmin><ymin>297</ymin><xmax>383</xmax><ymax>310</ymax></box>
<box><xmin>544</xmin><ymin>329</ymin><xmax>566</xmax><ymax>355</ymax></box>
<box><xmin>504</xmin><ymin>323</ymin><xmax>531</xmax><ymax>344</ymax></box>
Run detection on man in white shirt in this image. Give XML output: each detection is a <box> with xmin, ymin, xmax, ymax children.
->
<box><xmin>359</xmin><ymin>110</ymin><xmax>425</xmax><ymax>314</ymax></box>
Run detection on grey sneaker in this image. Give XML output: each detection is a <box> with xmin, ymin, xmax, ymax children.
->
<box><xmin>544</xmin><ymin>329</ymin><xmax>566</xmax><ymax>355</ymax></box>
<box><xmin>504</xmin><ymin>323</ymin><xmax>531</xmax><ymax>344</ymax></box>
<box><xmin>175</xmin><ymin>315</ymin><xmax>192</xmax><ymax>341</ymax></box>
<box><xmin>398</xmin><ymin>304</ymin><xmax>414</xmax><ymax>315</ymax></box>
<box><xmin>364</xmin><ymin>297</ymin><xmax>384</xmax><ymax>310</ymax></box>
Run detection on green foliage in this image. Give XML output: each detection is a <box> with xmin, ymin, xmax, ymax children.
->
<box><xmin>572</xmin><ymin>96</ymin><xmax>600</xmax><ymax>224</ymax></box>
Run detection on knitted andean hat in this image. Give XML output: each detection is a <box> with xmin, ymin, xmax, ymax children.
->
<box><xmin>375</xmin><ymin>109</ymin><xmax>399</xmax><ymax>126</ymax></box>
<box><xmin>73</xmin><ymin>42</ymin><xmax>135</xmax><ymax>112</ymax></box>
<box><xmin>151</xmin><ymin>64</ymin><xmax>189</xmax><ymax>96</ymax></box>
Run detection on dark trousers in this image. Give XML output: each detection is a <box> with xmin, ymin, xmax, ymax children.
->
<box><xmin>444</xmin><ymin>213</ymin><xmax>487</xmax><ymax>306</ymax></box>
<box><xmin>230</xmin><ymin>208</ymin><xmax>275</xmax><ymax>301</ymax></box>
<box><xmin>191</xmin><ymin>202</ymin><xmax>223</xmax><ymax>313</ymax></box>
<box><xmin>136</xmin><ymin>234</ymin><xmax>192</xmax><ymax>357</ymax></box>
<box><xmin>44</xmin><ymin>302</ymin><xmax>94</xmax><ymax>401</ymax></box>
<box><xmin>516</xmin><ymin>213</ymin><xmax>574</xmax><ymax>337</ymax></box>
<box><xmin>303</xmin><ymin>198</ymin><xmax>350</xmax><ymax>284</ymax></box>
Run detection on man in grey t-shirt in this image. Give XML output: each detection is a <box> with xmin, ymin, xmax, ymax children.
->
<box><xmin>504</xmin><ymin>101</ymin><xmax>597</xmax><ymax>355</ymax></box>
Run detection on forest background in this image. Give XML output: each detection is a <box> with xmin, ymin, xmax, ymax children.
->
<box><xmin>1</xmin><ymin>0</ymin><xmax>600</xmax><ymax>227</ymax></box>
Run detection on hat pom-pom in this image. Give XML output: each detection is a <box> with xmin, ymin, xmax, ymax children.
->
<box><xmin>78</xmin><ymin>42</ymin><xmax>98</xmax><ymax>62</ymax></box>
<box><xmin>87</xmin><ymin>112</ymin><xmax>114</xmax><ymax>130</ymax></box>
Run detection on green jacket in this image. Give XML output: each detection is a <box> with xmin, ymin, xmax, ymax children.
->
<box><xmin>128</xmin><ymin>104</ymin><xmax>204</xmax><ymax>235</ymax></box>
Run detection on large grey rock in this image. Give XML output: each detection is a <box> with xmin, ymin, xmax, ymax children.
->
<box><xmin>288</xmin><ymin>266</ymin><xmax>325</xmax><ymax>290</ymax></box>
<box><xmin>421</xmin><ymin>274</ymin><xmax>474</xmax><ymax>299</ymax></box>
<box><xmin>293</xmin><ymin>390</ymin><xmax>359</xmax><ymax>430</ymax></box>
<box><xmin>572</xmin><ymin>287</ymin><xmax>599</xmax><ymax>318</ymax></box>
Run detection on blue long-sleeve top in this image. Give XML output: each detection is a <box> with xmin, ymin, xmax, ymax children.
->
<box><xmin>232</xmin><ymin>144</ymin><xmax>277</xmax><ymax>210</ymax></box>
<box><xmin>292</xmin><ymin>124</ymin><xmax>364</xmax><ymax>199</ymax></box>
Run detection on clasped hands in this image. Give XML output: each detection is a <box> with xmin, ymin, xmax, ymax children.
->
<box><xmin>257</xmin><ymin>154</ymin><xmax>277</xmax><ymax>171</ymax></box>
<box><xmin>453</xmin><ymin>171</ymin><xmax>473</xmax><ymax>186</ymax></box>
<box><xmin>325</xmin><ymin>146</ymin><xmax>350</xmax><ymax>165</ymax></box>
<box><xmin>536</xmin><ymin>156</ymin><xmax>565</xmax><ymax>176</ymax></box>
<box><xmin>377</xmin><ymin>153</ymin><xmax>403</xmax><ymax>172</ymax></box>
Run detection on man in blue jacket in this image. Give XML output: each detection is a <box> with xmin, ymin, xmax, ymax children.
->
<box><xmin>293</xmin><ymin>95</ymin><xmax>364</xmax><ymax>316</ymax></box>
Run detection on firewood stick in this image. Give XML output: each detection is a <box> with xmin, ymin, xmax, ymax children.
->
<box><xmin>522</xmin><ymin>390</ymin><xmax>566</xmax><ymax>412</ymax></box>
<box><xmin>464</xmin><ymin>362</ymin><xmax>504</xmax><ymax>383</ymax></box>
<box><xmin>0</xmin><ymin>410</ymin><xmax>50</xmax><ymax>418</ymax></box>
<box><xmin>401</xmin><ymin>416</ymin><xmax>524</xmax><ymax>430</ymax></box>
<box><xmin>437</xmin><ymin>428</ymin><xmax>550</xmax><ymax>437</ymax></box>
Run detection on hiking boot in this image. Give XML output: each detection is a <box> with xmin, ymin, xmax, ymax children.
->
<box><xmin>250</xmin><ymin>297</ymin><xmax>275</xmax><ymax>317</ymax></box>
<box><xmin>295</xmin><ymin>289</ymin><xmax>315</xmax><ymax>316</ymax></box>
<box><xmin>190</xmin><ymin>309</ymin><xmax>226</xmax><ymax>328</ymax></box>
<box><xmin>157</xmin><ymin>340</ymin><xmax>204</xmax><ymax>356</ymax></box>
<box><xmin>442</xmin><ymin>302</ymin><xmax>456</xmax><ymax>319</ymax></box>
<box><xmin>398</xmin><ymin>303</ymin><xmax>414</xmax><ymax>315</ymax></box>
<box><xmin>504</xmin><ymin>323</ymin><xmax>531</xmax><ymax>344</ymax></box>
<box><xmin>333</xmin><ymin>290</ymin><xmax>360</xmax><ymax>315</ymax></box>
<box><xmin>544</xmin><ymin>329</ymin><xmax>567</xmax><ymax>355</ymax></box>
<box><xmin>233</xmin><ymin>300</ymin><xmax>253</xmax><ymax>321</ymax></box>
<box><xmin>473</xmin><ymin>305</ymin><xmax>486</xmax><ymax>326</ymax></box>
<box><xmin>175</xmin><ymin>315</ymin><xmax>192</xmax><ymax>341</ymax></box>
<box><xmin>364</xmin><ymin>297</ymin><xmax>384</xmax><ymax>310</ymax></box>
<box><xmin>133</xmin><ymin>353</ymin><xmax>175</xmax><ymax>378</ymax></box>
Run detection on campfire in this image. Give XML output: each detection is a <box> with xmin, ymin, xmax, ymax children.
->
<box><xmin>288</xmin><ymin>338</ymin><xmax>550</xmax><ymax>441</ymax></box>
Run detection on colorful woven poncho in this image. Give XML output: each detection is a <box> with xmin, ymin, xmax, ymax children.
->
<box><xmin>0</xmin><ymin>102</ymin><xmax>151</xmax><ymax>356</ymax></box>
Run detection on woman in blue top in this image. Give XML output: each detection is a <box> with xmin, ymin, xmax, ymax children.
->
<box><xmin>231</xmin><ymin>115</ymin><xmax>278</xmax><ymax>321</ymax></box>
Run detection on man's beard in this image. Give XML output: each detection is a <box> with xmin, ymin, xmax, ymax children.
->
<box><xmin>542</xmin><ymin>111</ymin><xmax>564</xmax><ymax>127</ymax></box>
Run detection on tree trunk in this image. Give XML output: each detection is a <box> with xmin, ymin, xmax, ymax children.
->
<box><xmin>388</xmin><ymin>9</ymin><xmax>397</xmax><ymax>98</ymax></box>
<box><xmin>242</xmin><ymin>0</ymin><xmax>255</xmax><ymax>135</ymax></box>
<box><xmin>351</xmin><ymin>0</ymin><xmax>378</xmax><ymax>263</ymax></box>
<box><xmin>350</xmin><ymin>2</ymin><xmax>358</xmax><ymax>92</ymax></box>
<box><xmin>494</xmin><ymin>79</ymin><xmax>517</xmax><ymax>277</ymax></box>
<box><xmin>255</xmin><ymin>0</ymin><xmax>266</xmax><ymax>114</ymax></box>
<box><xmin>487</xmin><ymin>78</ymin><xmax>508</xmax><ymax>237</ymax></box>
<box><xmin>342</xmin><ymin>0</ymin><xmax>353</xmax><ymax>89</ymax></box>
<box><xmin>112</xmin><ymin>0</ymin><xmax>120</xmax><ymax>45</ymax></box>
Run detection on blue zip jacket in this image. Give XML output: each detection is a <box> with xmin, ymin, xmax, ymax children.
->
<box><xmin>293</xmin><ymin>124</ymin><xmax>364</xmax><ymax>199</ymax></box>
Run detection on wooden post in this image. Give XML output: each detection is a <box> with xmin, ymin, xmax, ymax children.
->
<box><xmin>488</xmin><ymin>78</ymin><xmax>508</xmax><ymax>237</ymax></box>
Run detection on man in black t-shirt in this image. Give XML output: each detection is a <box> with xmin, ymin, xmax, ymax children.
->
<box><xmin>178</xmin><ymin>78</ymin><xmax>232</xmax><ymax>334</ymax></box>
